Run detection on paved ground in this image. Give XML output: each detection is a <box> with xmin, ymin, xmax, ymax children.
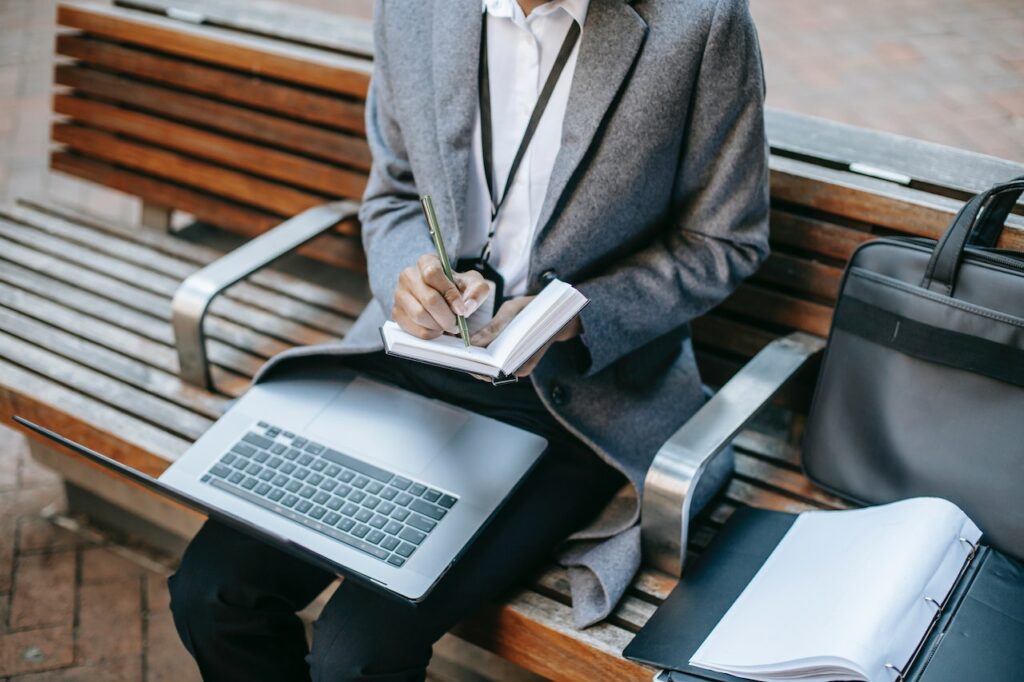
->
<box><xmin>0</xmin><ymin>429</ymin><xmax>202</xmax><ymax>681</ymax></box>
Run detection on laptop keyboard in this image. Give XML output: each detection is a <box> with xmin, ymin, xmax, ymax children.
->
<box><xmin>200</xmin><ymin>421</ymin><xmax>458</xmax><ymax>568</ymax></box>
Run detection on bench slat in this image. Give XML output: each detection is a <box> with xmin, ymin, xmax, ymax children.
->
<box><xmin>768</xmin><ymin>210</ymin><xmax>876</xmax><ymax>262</ymax></box>
<box><xmin>50</xmin><ymin>153</ymin><xmax>367</xmax><ymax>271</ymax></box>
<box><xmin>15</xmin><ymin>198</ymin><xmax>369</xmax><ymax>317</ymax></box>
<box><xmin>57</xmin><ymin>2</ymin><xmax>373</xmax><ymax>97</ymax></box>
<box><xmin>55</xmin><ymin>34</ymin><xmax>368</xmax><ymax>136</ymax></box>
<box><xmin>55</xmin><ymin>95</ymin><xmax>369</xmax><ymax>199</ymax></box>
<box><xmin>55</xmin><ymin>65</ymin><xmax>371</xmax><ymax>167</ymax></box>
<box><xmin>0</xmin><ymin>259</ymin><xmax>259</xmax><ymax>390</ymax></box>
<box><xmin>3</xmin><ymin>203</ymin><xmax>355</xmax><ymax>336</ymax></box>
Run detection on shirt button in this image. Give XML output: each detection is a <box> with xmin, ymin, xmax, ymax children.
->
<box><xmin>550</xmin><ymin>383</ymin><xmax>568</xmax><ymax>406</ymax></box>
<box><xmin>541</xmin><ymin>269</ymin><xmax>558</xmax><ymax>285</ymax></box>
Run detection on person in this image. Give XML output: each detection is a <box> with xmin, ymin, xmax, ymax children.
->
<box><xmin>168</xmin><ymin>0</ymin><xmax>770</xmax><ymax>679</ymax></box>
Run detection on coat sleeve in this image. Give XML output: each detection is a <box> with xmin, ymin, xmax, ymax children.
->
<box><xmin>575</xmin><ymin>0</ymin><xmax>770</xmax><ymax>376</ymax></box>
<box><xmin>357</xmin><ymin>0</ymin><xmax>434</xmax><ymax>316</ymax></box>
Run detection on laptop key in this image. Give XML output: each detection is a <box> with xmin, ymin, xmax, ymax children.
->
<box><xmin>354</xmin><ymin>509</ymin><xmax>373</xmax><ymax>523</ymax></box>
<box><xmin>232</xmin><ymin>443</ymin><xmax>256</xmax><ymax>457</ymax></box>
<box><xmin>341</xmin><ymin>503</ymin><xmax>359</xmax><ymax>517</ymax></box>
<box><xmin>270</xmin><ymin>443</ymin><xmax>287</xmax><ymax>454</ymax></box>
<box><xmin>337</xmin><ymin>517</ymin><xmax>356</xmax><ymax>532</ymax></box>
<box><xmin>255</xmin><ymin>483</ymin><xmax>271</xmax><ymax>496</ymax></box>
<box><xmin>305</xmin><ymin>442</ymin><xmax>325</xmax><ymax>454</ymax></box>
<box><xmin>377</xmin><ymin>501</ymin><xmax>396</xmax><ymax>516</ymax></box>
<box><xmin>394</xmin><ymin>492</ymin><xmax>413</xmax><ymax>506</ymax></box>
<box><xmin>267</xmin><ymin>457</ymin><xmax>283</xmax><ymax>469</ymax></box>
<box><xmin>362</xmin><ymin>497</ymin><xmax>380</xmax><ymax>510</ymax></box>
<box><xmin>320</xmin><ymin>480</ymin><xmax>337</xmax><ymax>492</ymax></box>
<box><xmin>324</xmin><ymin>512</ymin><xmax>341</xmax><ymax>525</ymax></box>
<box><xmin>296</xmin><ymin>500</ymin><xmax>313</xmax><ymax>513</ymax></box>
<box><xmin>294</xmin><ymin>468</ymin><xmax>309</xmax><ymax>481</ymax></box>
<box><xmin>253</xmin><ymin>451</ymin><xmax>269</xmax><ymax>463</ymax></box>
<box><xmin>351</xmin><ymin>475</ymin><xmax>369</xmax><ymax>489</ymax></box>
<box><xmin>409</xmin><ymin>483</ymin><xmax>427</xmax><ymax>496</ymax></box>
<box><xmin>387</xmin><ymin>555</ymin><xmax>406</xmax><ymax>567</ymax></box>
<box><xmin>311</xmin><ymin>460</ymin><xmax>326</xmax><ymax>472</ymax></box>
<box><xmin>285</xmin><ymin>481</ymin><xmax>302</xmax><ymax>493</ymax></box>
<box><xmin>381</xmin><ymin>536</ymin><xmax>400</xmax><ymax>551</ymax></box>
<box><xmin>299</xmin><ymin>486</ymin><xmax>316</xmax><ymax>499</ymax></box>
<box><xmin>352</xmin><ymin>524</ymin><xmax>370</xmax><ymax>538</ymax></box>
<box><xmin>321</xmin><ymin>448</ymin><xmax>394</xmax><ymax>484</ymax></box>
<box><xmin>265</xmin><ymin>427</ymin><xmax>280</xmax><ymax>437</ymax></box>
<box><xmin>220</xmin><ymin>453</ymin><xmax>236</xmax><ymax>465</ymax></box>
<box><xmin>313</xmin><ymin>492</ymin><xmax>330</xmax><ymax>505</ymax></box>
<box><xmin>241</xmin><ymin>477</ymin><xmax>258</xmax><ymax>490</ymax></box>
<box><xmin>309</xmin><ymin>506</ymin><xmax>327</xmax><ymax>520</ymax></box>
<box><xmin>395</xmin><ymin>542</ymin><xmax>416</xmax><ymax>558</ymax></box>
<box><xmin>368</xmin><ymin>514</ymin><xmax>388</xmax><ymax>529</ymax></box>
<box><xmin>336</xmin><ymin>484</ymin><xmax>352</xmax><ymax>497</ymax></box>
<box><xmin>366</xmin><ymin>481</ymin><xmax>383</xmax><ymax>495</ymax></box>
<box><xmin>348</xmin><ymin>491</ymin><xmax>366</xmax><ymax>504</ymax></box>
<box><xmin>229</xmin><ymin>472</ymin><xmax>245</xmax><ymax>484</ymax></box>
<box><xmin>231</xmin><ymin>459</ymin><xmax>248</xmax><ymax>470</ymax></box>
<box><xmin>272</xmin><ymin>474</ymin><xmax>288</xmax><ymax>486</ymax></box>
<box><xmin>438</xmin><ymin>494</ymin><xmax>457</xmax><ymax>508</ymax></box>
<box><xmin>268</xmin><ymin>489</ymin><xmax>285</xmax><ymax>502</ymax></box>
<box><xmin>339</xmin><ymin>470</ymin><xmax>355</xmax><ymax>483</ymax></box>
<box><xmin>259</xmin><ymin>469</ymin><xmax>275</xmax><ymax>482</ymax></box>
<box><xmin>367</xmin><ymin>530</ymin><xmax>385</xmax><ymax>545</ymax></box>
<box><xmin>292</xmin><ymin>437</ymin><xmax>307</xmax><ymax>448</ymax></box>
<box><xmin>390</xmin><ymin>508</ymin><xmax>410</xmax><ymax>522</ymax></box>
<box><xmin>282</xmin><ymin>495</ymin><xmax>298</xmax><ymax>508</ymax></box>
<box><xmin>399</xmin><ymin>527</ymin><xmax>426</xmax><ymax>545</ymax></box>
<box><xmin>243</xmin><ymin>432</ymin><xmax>273</xmax><ymax>449</ymax></box>
<box><xmin>307</xmin><ymin>473</ymin><xmax>324</xmax><ymax>486</ymax></box>
<box><xmin>407</xmin><ymin>514</ymin><xmax>436</xmax><ymax>533</ymax></box>
<box><xmin>379</xmin><ymin>487</ymin><xmax>398</xmax><ymax>501</ymax></box>
<box><xmin>383</xmin><ymin>520</ymin><xmax>403</xmax><ymax>535</ymax></box>
<box><xmin>326</xmin><ymin>497</ymin><xmax>344</xmax><ymax>511</ymax></box>
<box><xmin>391</xmin><ymin>476</ymin><xmax>412</xmax><ymax>490</ymax></box>
<box><xmin>284</xmin><ymin>448</ymin><xmax>301</xmax><ymax>461</ymax></box>
<box><xmin>325</xmin><ymin>465</ymin><xmax>341</xmax><ymax>477</ymax></box>
<box><xmin>422</xmin><ymin>489</ymin><xmax>441</xmax><ymax>502</ymax></box>
<box><xmin>210</xmin><ymin>464</ymin><xmax>231</xmax><ymax>478</ymax></box>
<box><xmin>245</xmin><ymin>464</ymin><xmax>262</xmax><ymax>476</ymax></box>
<box><xmin>281</xmin><ymin>463</ymin><xmax>297</xmax><ymax>475</ymax></box>
<box><xmin>298</xmin><ymin>454</ymin><xmax>313</xmax><ymax>466</ymax></box>
<box><xmin>409</xmin><ymin>499</ymin><xmax>447</xmax><ymax>521</ymax></box>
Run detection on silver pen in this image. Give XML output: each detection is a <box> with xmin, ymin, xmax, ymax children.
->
<box><xmin>420</xmin><ymin>195</ymin><xmax>472</xmax><ymax>347</ymax></box>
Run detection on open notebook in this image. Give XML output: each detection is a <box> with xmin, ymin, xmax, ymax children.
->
<box><xmin>381</xmin><ymin>279</ymin><xmax>588</xmax><ymax>380</ymax></box>
<box><xmin>689</xmin><ymin>498</ymin><xmax>982</xmax><ymax>682</ymax></box>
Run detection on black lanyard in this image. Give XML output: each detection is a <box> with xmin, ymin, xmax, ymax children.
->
<box><xmin>477</xmin><ymin>11</ymin><xmax>581</xmax><ymax>264</ymax></box>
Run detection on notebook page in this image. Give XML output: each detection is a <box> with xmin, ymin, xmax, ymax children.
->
<box><xmin>381</xmin><ymin>321</ymin><xmax>499</xmax><ymax>375</ymax></box>
<box><xmin>690</xmin><ymin>498</ymin><xmax>981</xmax><ymax>682</ymax></box>
<box><xmin>487</xmin><ymin>280</ymin><xmax>574</xmax><ymax>364</ymax></box>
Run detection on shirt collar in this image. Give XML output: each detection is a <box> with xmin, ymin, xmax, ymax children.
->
<box><xmin>482</xmin><ymin>0</ymin><xmax>590</xmax><ymax>27</ymax></box>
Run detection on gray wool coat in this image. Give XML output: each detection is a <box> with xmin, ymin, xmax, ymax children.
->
<box><xmin>253</xmin><ymin>0</ymin><xmax>770</xmax><ymax>628</ymax></box>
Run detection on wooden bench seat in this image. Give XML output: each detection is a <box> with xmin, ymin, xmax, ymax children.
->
<box><xmin>4</xmin><ymin>1</ymin><xmax>1022</xmax><ymax>679</ymax></box>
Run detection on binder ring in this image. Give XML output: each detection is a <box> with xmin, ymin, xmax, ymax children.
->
<box><xmin>959</xmin><ymin>536</ymin><xmax>978</xmax><ymax>552</ymax></box>
<box><xmin>885</xmin><ymin>663</ymin><xmax>905</xmax><ymax>681</ymax></box>
<box><xmin>924</xmin><ymin>596</ymin><xmax>941</xmax><ymax>610</ymax></box>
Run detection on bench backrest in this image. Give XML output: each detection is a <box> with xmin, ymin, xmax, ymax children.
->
<box><xmin>52</xmin><ymin>0</ymin><xmax>1024</xmax><ymax>413</ymax></box>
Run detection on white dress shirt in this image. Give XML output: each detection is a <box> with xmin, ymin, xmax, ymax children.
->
<box><xmin>462</xmin><ymin>0</ymin><xmax>590</xmax><ymax>298</ymax></box>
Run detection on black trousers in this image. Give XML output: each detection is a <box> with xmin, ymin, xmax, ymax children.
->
<box><xmin>169</xmin><ymin>353</ymin><xmax>624</xmax><ymax>681</ymax></box>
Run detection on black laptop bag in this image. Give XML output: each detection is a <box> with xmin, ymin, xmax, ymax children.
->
<box><xmin>803</xmin><ymin>176</ymin><xmax>1024</xmax><ymax>559</ymax></box>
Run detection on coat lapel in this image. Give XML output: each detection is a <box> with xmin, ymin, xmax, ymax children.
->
<box><xmin>535</xmin><ymin>0</ymin><xmax>648</xmax><ymax>241</ymax></box>
<box><xmin>431</xmin><ymin>0</ymin><xmax>482</xmax><ymax>252</ymax></box>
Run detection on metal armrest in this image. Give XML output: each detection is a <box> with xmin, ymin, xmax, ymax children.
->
<box><xmin>172</xmin><ymin>201</ymin><xmax>360</xmax><ymax>388</ymax></box>
<box><xmin>642</xmin><ymin>332</ymin><xmax>826</xmax><ymax>576</ymax></box>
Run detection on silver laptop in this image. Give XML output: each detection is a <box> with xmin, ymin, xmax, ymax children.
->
<box><xmin>16</xmin><ymin>366</ymin><xmax>546</xmax><ymax>602</ymax></box>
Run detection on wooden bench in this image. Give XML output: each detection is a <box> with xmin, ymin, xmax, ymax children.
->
<box><xmin>3</xmin><ymin>1</ymin><xmax>1023</xmax><ymax>679</ymax></box>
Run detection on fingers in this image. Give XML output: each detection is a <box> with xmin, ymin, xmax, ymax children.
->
<box><xmin>394</xmin><ymin>260</ymin><xmax>457</xmax><ymax>335</ymax></box>
<box><xmin>471</xmin><ymin>296</ymin><xmax>533</xmax><ymax>347</ymax></box>
<box><xmin>392</xmin><ymin>301</ymin><xmax>442</xmax><ymax>340</ymax></box>
<box><xmin>454</xmin><ymin>270</ymin><xmax>490</xmax><ymax>316</ymax></box>
<box><xmin>418</xmin><ymin>254</ymin><xmax>467</xmax><ymax>316</ymax></box>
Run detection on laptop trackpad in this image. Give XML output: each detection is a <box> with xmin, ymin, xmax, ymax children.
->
<box><xmin>303</xmin><ymin>377</ymin><xmax>468</xmax><ymax>476</ymax></box>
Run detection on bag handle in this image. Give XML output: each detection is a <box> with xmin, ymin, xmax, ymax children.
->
<box><xmin>921</xmin><ymin>176</ymin><xmax>1024</xmax><ymax>295</ymax></box>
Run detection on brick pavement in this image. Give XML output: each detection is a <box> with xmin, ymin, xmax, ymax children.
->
<box><xmin>0</xmin><ymin>427</ymin><xmax>202</xmax><ymax>681</ymax></box>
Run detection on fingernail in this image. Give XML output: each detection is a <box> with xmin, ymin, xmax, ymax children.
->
<box><xmin>463</xmin><ymin>298</ymin><xmax>478</xmax><ymax>315</ymax></box>
<box><xmin>451</xmin><ymin>299</ymin><xmax>466</xmax><ymax>315</ymax></box>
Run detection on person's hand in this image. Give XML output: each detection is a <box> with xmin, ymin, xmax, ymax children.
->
<box><xmin>470</xmin><ymin>296</ymin><xmax>583</xmax><ymax>378</ymax></box>
<box><xmin>393</xmin><ymin>255</ymin><xmax>491</xmax><ymax>339</ymax></box>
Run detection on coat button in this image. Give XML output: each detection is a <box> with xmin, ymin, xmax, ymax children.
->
<box><xmin>540</xmin><ymin>269</ymin><xmax>558</xmax><ymax>285</ymax></box>
<box><xmin>550</xmin><ymin>383</ymin><xmax>568</xmax><ymax>406</ymax></box>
